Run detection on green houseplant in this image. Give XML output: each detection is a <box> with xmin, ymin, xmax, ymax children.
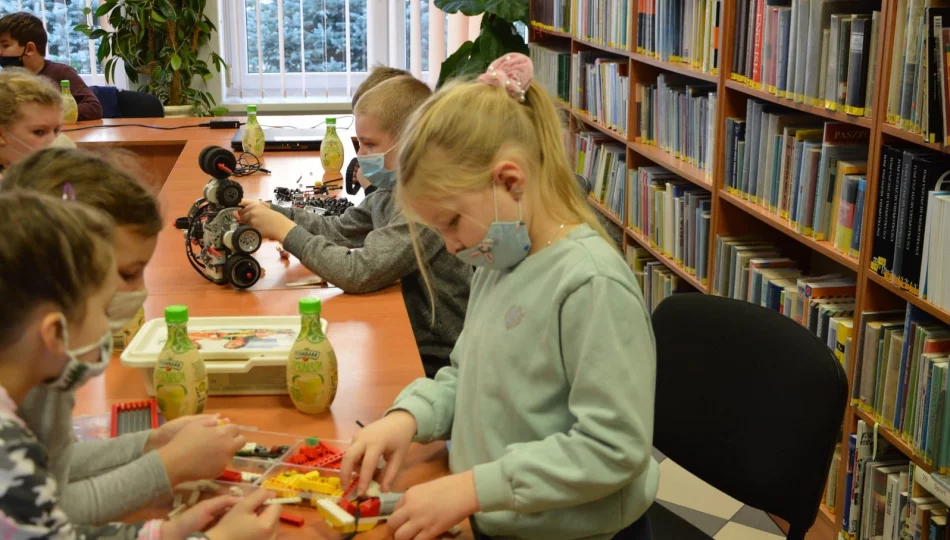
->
<box><xmin>434</xmin><ymin>0</ymin><xmax>529</xmax><ymax>88</ymax></box>
<box><xmin>75</xmin><ymin>0</ymin><xmax>228</xmax><ymax>116</ymax></box>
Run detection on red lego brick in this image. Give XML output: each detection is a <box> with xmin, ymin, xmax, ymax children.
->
<box><xmin>216</xmin><ymin>469</ymin><xmax>242</xmax><ymax>483</ymax></box>
<box><xmin>286</xmin><ymin>454</ymin><xmax>308</xmax><ymax>465</ymax></box>
<box><xmin>358</xmin><ymin>498</ymin><xmax>380</xmax><ymax>518</ymax></box>
<box><xmin>338</xmin><ymin>499</ymin><xmax>357</xmax><ymax>516</ymax></box>
<box><xmin>279</xmin><ymin>512</ymin><xmax>304</xmax><ymax>527</ymax></box>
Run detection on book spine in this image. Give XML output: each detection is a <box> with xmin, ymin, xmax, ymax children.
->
<box><xmin>846</xmin><ymin>18</ymin><xmax>871</xmax><ymax>114</ymax></box>
<box><xmin>850</xmin><ymin>179</ymin><xmax>868</xmax><ymax>257</ymax></box>
<box><xmin>892</xmin><ymin>154</ymin><xmax>917</xmax><ymax>283</ymax></box>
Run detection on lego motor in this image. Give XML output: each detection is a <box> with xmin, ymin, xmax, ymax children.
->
<box><xmin>175</xmin><ymin>146</ymin><xmax>264</xmax><ymax>289</ymax></box>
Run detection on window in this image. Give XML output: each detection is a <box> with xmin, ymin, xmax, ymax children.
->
<box><xmin>224</xmin><ymin>0</ymin><xmax>445</xmax><ymax>102</ymax></box>
<box><xmin>0</xmin><ymin>0</ymin><xmax>111</xmax><ymax>85</ymax></box>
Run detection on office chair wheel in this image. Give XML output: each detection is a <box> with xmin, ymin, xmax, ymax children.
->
<box><xmin>226</xmin><ymin>226</ymin><xmax>262</xmax><ymax>255</ymax></box>
<box><xmin>225</xmin><ymin>255</ymin><xmax>261</xmax><ymax>289</ymax></box>
<box><xmin>345</xmin><ymin>157</ymin><xmax>361</xmax><ymax>195</ymax></box>
<box><xmin>200</xmin><ymin>146</ymin><xmax>238</xmax><ymax>179</ymax></box>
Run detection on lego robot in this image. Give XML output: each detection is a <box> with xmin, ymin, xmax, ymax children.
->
<box><xmin>176</xmin><ymin>146</ymin><xmax>263</xmax><ymax>289</ymax></box>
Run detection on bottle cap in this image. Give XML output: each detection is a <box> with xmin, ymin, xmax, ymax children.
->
<box><xmin>298</xmin><ymin>297</ymin><xmax>321</xmax><ymax>316</ymax></box>
<box><xmin>165</xmin><ymin>305</ymin><xmax>189</xmax><ymax>324</ymax></box>
<box><xmin>247</xmin><ymin>104</ymin><xmax>257</xmax><ymax>113</ymax></box>
<box><xmin>60</xmin><ymin>80</ymin><xmax>69</xmax><ymax>88</ymax></box>
<box><xmin>326</xmin><ymin>117</ymin><xmax>336</xmax><ymax>125</ymax></box>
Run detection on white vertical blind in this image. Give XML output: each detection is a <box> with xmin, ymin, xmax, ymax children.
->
<box><xmin>254</xmin><ymin>0</ymin><xmax>264</xmax><ymax>98</ymax></box>
<box><xmin>276</xmin><ymin>0</ymin><xmax>286</xmax><ymax>97</ymax></box>
<box><xmin>387</xmin><ymin>0</ymin><xmax>399</xmax><ymax>67</ymax></box>
<box><xmin>409</xmin><ymin>0</ymin><xmax>422</xmax><ymax>79</ymax></box>
<box><xmin>428</xmin><ymin>0</ymin><xmax>445</xmax><ymax>87</ymax></box>
<box><xmin>447</xmin><ymin>12</ymin><xmax>468</xmax><ymax>54</ymax></box>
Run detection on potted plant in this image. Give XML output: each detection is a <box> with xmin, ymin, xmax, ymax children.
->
<box><xmin>434</xmin><ymin>0</ymin><xmax>529</xmax><ymax>88</ymax></box>
<box><xmin>76</xmin><ymin>0</ymin><xmax>228</xmax><ymax>117</ymax></box>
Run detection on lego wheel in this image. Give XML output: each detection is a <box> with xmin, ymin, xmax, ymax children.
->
<box><xmin>344</xmin><ymin>157</ymin><xmax>361</xmax><ymax>195</ymax></box>
<box><xmin>225</xmin><ymin>255</ymin><xmax>262</xmax><ymax>289</ymax></box>
<box><xmin>231</xmin><ymin>226</ymin><xmax>262</xmax><ymax>254</ymax></box>
<box><xmin>201</xmin><ymin>146</ymin><xmax>238</xmax><ymax>179</ymax></box>
<box><xmin>216</xmin><ymin>179</ymin><xmax>244</xmax><ymax>208</ymax></box>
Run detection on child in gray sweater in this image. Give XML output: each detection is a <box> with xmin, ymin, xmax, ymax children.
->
<box><xmin>238</xmin><ymin>74</ymin><xmax>471</xmax><ymax>377</ymax></box>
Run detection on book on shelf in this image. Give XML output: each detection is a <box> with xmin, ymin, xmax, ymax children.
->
<box><xmin>572</xmin><ymin>51</ymin><xmax>631</xmax><ymax>134</ymax></box>
<box><xmin>530</xmin><ymin>43</ymin><xmax>573</xmax><ymax>105</ymax></box>
<box><xmin>634</xmin><ymin>73</ymin><xmax>717</xmax><ymax>174</ymax></box>
<box><xmin>626</xmin><ymin>245</ymin><xmax>698</xmax><ymax>309</ymax></box>
<box><xmin>636</xmin><ymin>0</ymin><xmax>722</xmax><ymax>74</ymax></box>
<box><xmin>919</xmin><ymin>188</ymin><xmax>950</xmax><ymax>312</ymax></box>
<box><xmin>574</xmin><ymin>0</ymin><xmax>634</xmax><ymax>50</ymax></box>
<box><xmin>828</xmin><ymin>444</ymin><xmax>842</xmax><ymax>512</ymax></box>
<box><xmin>871</xmin><ymin>145</ymin><xmax>950</xmax><ymax>298</ymax></box>
<box><xmin>729</xmin><ymin>0</ymin><xmax>879</xmax><ymax>116</ymax></box>
<box><xmin>576</xmin><ymin>131</ymin><xmax>628</xmax><ymax>219</ymax></box>
<box><xmin>530</xmin><ymin>0</ymin><xmax>571</xmax><ymax>33</ymax></box>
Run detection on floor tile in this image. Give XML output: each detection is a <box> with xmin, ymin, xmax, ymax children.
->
<box><xmin>656</xmin><ymin>500</ymin><xmax>728</xmax><ymax>537</ymax></box>
<box><xmin>729</xmin><ymin>506</ymin><xmax>784</xmax><ymax>536</ymax></box>
<box><xmin>713</xmin><ymin>522</ymin><xmax>784</xmax><ymax>540</ymax></box>
<box><xmin>656</xmin><ymin>459</ymin><xmax>744</xmax><ymax>520</ymax></box>
<box><xmin>652</xmin><ymin>447</ymin><xmax>667</xmax><ymax>463</ymax></box>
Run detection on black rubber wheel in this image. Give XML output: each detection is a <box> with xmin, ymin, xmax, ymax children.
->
<box><xmin>216</xmin><ymin>180</ymin><xmax>244</xmax><ymax>208</ymax></box>
<box><xmin>224</xmin><ymin>255</ymin><xmax>261</xmax><ymax>289</ymax></box>
<box><xmin>232</xmin><ymin>226</ymin><xmax>262</xmax><ymax>254</ymax></box>
<box><xmin>202</xmin><ymin>146</ymin><xmax>238</xmax><ymax>179</ymax></box>
<box><xmin>345</xmin><ymin>157</ymin><xmax>361</xmax><ymax>195</ymax></box>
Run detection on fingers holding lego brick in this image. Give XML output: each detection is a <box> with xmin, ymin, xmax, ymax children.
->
<box><xmin>158</xmin><ymin>421</ymin><xmax>248</xmax><ymax>486</ymax></box>
<box><xmin>204</xmin><ymin>489</ymin><xmax>281</xmax><ymax>540</ymax></box>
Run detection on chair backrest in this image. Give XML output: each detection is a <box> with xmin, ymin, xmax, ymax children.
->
<box><xmin>116</xmin><ymin>90</ymin><xmax>164</xmax><ymax>118</ymax></box>
<box><xmin>651</xmin><ymin>294</ymin><xmax>848</xmax><ymax>540</ymax></box>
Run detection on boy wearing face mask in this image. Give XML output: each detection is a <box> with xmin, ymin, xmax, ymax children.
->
<box><xmin>2</xmin><ymin>148</ymin><xmax>249</xmax><ymax>526</ymax></box>
<box><xmin>237</xmin><ymin>74</ymin><xmax>472</xmax><ymax>378</ymax></box>
<box><xmin>0</xmin><ymin>12</ymin><xmax>102</xmax><ymax>121</ymax></box>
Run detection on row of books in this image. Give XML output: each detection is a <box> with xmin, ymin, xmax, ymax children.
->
<box><xmin>530</xmin><ymin>44</ymin><xmax>572</xmax><ymax>104</ymax></box>
<box><xmin>634</xmin><ymin>73</ymin><xmax>718</xmax><ymax>175</ymax></box>
<box><xmin>827</xmin><ymin>444</ymin><xmax>842</xmax><ymax>513</ymax></box>
<box><xmin>885</xmin><ymin>4</ymin><xmax>950</xmax><ymax>144</ymax></box>
<box><xmin>869</xmin><ymin>145</ymin><xmax>950</xmax><ymax>308</ymax></box>
<box><xmin>839</xmin><ymin>423</ymin><xmax>950</xmax><ymax>540</ymax></box>
<box><xmin>714</xmin><ymin>238</ymin><xmax>857</xmax><ymax>366</ymax></box>
<box><xmin>628</xmin><ymin>166</ymin><xmax>712</xmax><ymax>283</ymax></box>
<box><xmin>576</xmin><ymin>132</ymin><xmax>628</xmax><ymax>218</ymax></box>
<box><xmin>529</xmin><ymin>0</ymin><xmax>571</xmax><ymax>33</ymax></box>
<box><xmin>572</xmin><ymin>51</ymin><xmax>631</xmax><ymax>135</ymax></box>
<box><xmin>852</xmin><ymin>304</ymin><xmax>950</xmax><ymax>474</ymax></box>
<box><xmin>731</xmin><ymin>0</ymin><xmax>880</xmax><ymax>119</ymax></box>
<box><xmin>573</xmin><ymin>0</ymin><xmax>634</xmax><ymax>50</ymax></box>
<box><xmin>626</xmin><ymin>245</ymin><xmax>698</xmax><ymax>311</ymax></box>
<box><xmin>724</xmin><ymin>106</ymin><xmax>870</xmax><ymax>256</ymax></box>
<box><xmin>635</xmin><ymin>0</ymin><xmax>722</xmax><ymax>75</ymax></box>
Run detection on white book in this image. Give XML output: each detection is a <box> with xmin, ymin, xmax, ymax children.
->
<box><xmin>883</xmin><ymin>472</ymin><xmax>901</xmax><ymax>540</ymax></box>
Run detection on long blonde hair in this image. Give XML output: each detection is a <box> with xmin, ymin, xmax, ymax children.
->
<box><xmin>395</xmin><ymin>77</ymin><xmax>611</xmax><ymax>316</ymax></box>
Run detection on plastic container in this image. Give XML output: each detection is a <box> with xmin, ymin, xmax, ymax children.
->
<box><xmin>121</xmin><ymin>316</ymin><xmax>328</xmax><ymax>395</ymax></box>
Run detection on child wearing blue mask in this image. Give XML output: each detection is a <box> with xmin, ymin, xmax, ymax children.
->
<box><xmin>341</xmin><ymin>54</ymin><xmax>658</xmax><ymax>540</ymax></box>
<box><xmin>238</xmin><ymin>74</ymin><xmax>471</xmax><ymax>378</ymax></box>
<box><xmin>0</xmin><ymin>191</ymin><xmax>280</xmax><ymax>540</ymax></box>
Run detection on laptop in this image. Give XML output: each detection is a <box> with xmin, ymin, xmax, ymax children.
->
<box><xmin>231</xmin><ymin>127</ymin><xmax>326</xmax><ymax>152</ymax></box>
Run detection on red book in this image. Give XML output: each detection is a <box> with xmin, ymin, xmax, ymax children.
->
<box><xmin>751</xmin><ymin>0</ymin><xmax>766</xmax><ymax>86</ymax></box>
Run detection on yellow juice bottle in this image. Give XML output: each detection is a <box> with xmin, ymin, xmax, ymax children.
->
<box><xmin>154</xmin><ymin>306</ymin><xmax>208</xmax><ymax>420</ymax></box>
<box><xmin>287</xmin><ymin>298</ymin><xmax>337</xmax><ymax>414</ymax></box>
<box><xmin>61</xmin><ymin>81</ymin><xmax>78</xmax><ymax>124</ymax></box>
<box><xmin>319</xmin><ymin>117</ymin><xmax>344</xmax><ymax>176</ymax></box>
<box><xmin>242</xmin><ymin>104</ymin><xmax>265</xmax><ymax>156</ymax></box>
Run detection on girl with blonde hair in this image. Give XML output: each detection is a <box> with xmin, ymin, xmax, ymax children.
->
<box><xmin>0</xmin><ymin>68</ymin><xmax>71</xmax><ymax>174</ymax></box>
<box><xmin>342</xmin><ymin>54</ymin><xmax>658</xmax><ymax>540</ymax></box>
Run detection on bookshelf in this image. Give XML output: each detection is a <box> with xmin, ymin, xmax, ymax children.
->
<box><xmin>530</xmin><ymin>0</ymin><xmax>950</xmax><ymax>537</ymax></box>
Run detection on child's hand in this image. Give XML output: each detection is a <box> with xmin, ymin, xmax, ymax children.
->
<box><xmin>341</xmin><ymin>410</ymin><xmax>417</xmax><ymax>495</ymax></box>
<box><xmin>145</xmin><ymin>414</ymin><xmax>223</xmax><ymax>452</ymax></box>
<box><xmin>235</xmin><ymin>201</ymin><xmax>295</xmax><ymax>243</ymax></box>
<box><xmin>159</xmin><ymin>422</ymin><xmax>246</xmax><ymax>485</ymax></box>
<box><xmin>204</xmin><ymin>489</ymin><xmax>281</xmax><ymax>540</ymax></box>
<box><xmin>160</xmin><ymin>495</ymin><xmax>239</xmax><ymax>540</ymax></box>
<box><xmin>387</xmin><ymin>471</ymin><xmax>480</xmax><ymax>540</ymax></box>
<box><xmin>238</xmin><ymin>198</ymin><xmax>270</xmax><ymax>209</ymax></box>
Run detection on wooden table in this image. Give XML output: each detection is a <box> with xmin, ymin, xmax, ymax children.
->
<box><xmin>67</xmin><ymin>117</ymin><xmax>469</xmax><ymax>539</ymax></box>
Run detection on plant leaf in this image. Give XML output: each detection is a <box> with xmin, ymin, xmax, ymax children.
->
<box><xmin>156</xmin><ymin>0</ymin><xmax>178</xmax><ymax>21</ymax></box>
<box><xmin>437</xmin><ymin>40</ymin><xmax>474</xmax><ymax>88</ymax></box>
<box><xmin>483</xmin><ymin>0</ymin><xmax>528</xmax><ymax>21</ymax></box>
<box><xmin>150</xmin><ymin>10</ymin><xmax>166</xmax><ymax>23</ymax></box>
<box><xmin>170</xmin><ymin>54</ymin><xmax>182</xmax><ymax>71</ymax></box>
<box><xmin>97</xmin><ymin>38</ymin><xmax>111</xmax><ymax>63</ymax></box>
<box><xmin>94</xmin><ymin>1</ymin><xmax>117</xmax><ymax>18</ymax></box>
<box><xmin>434</xmin><ymin>0</ymin><xmax>487</xmax><ymax>15</ymax></box>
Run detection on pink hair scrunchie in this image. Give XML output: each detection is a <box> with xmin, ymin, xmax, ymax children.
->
<box><xmin>477</xmin><ymin>53</ymin><xmax>534</xmax><ymax>103</ymax></box>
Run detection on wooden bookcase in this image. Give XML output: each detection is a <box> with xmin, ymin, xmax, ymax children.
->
<box><xmin>529</xmin><ymin>0</ymin><xmax>950</xmax><ymax>538</ymax></box>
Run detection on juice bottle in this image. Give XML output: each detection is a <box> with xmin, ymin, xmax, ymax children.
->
<box><xmin>320</xmin><ymin>117</ymin><xmax>344</xmax><ymax>176</ymax></box>
<box><xmin>61</xmin><ymin>81</ymin><xmax>78</xmax><ymax>124</ymax></box>
<box><xmin>242</xmin><ymin>104</ymin><xmax>265</xmax><ymax>156</ymax></box>
<box><xmin>154</xmin><ymin>306</ymin><xmax>208</xmax><ymax>420</ymax></box>
<box><xmin>287</xmin><ymin>298</ymin><xmax>338</xmax><ymax>414</ymax></box>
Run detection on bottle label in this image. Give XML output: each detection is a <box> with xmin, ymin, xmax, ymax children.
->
<box><xmin>166</xmin><ymin>323</ymin><xmax>195</xmax><ymax>354</ymax></box>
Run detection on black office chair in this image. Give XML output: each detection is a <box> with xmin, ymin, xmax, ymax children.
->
<box><xmin>117</xmin><ymin>90</ymin><xmax>164</xmax><ymax>118</ymax></box>
<box><xmin>648</xmin><ymin>294</ymin><xmax>848</xmax><ymax>540</ymax></box>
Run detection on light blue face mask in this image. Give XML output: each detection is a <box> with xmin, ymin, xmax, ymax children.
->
<box><xmin>455</xmin><ymin>184</ymin><xmax>532</xmax><ymax>270</ymax></box>
<box><xmin>356</xmin><ymin>146</ymin><xmax>396</xmax><ymax>189</ymax></box>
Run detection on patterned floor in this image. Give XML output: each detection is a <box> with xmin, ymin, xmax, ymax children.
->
<box><xmin>653</xmin><ymin>448</ymin><xmax>787</xmax><ymax>539</ymax></box>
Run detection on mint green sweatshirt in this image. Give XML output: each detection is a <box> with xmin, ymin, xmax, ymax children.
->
<box><xmin>392</xmin><ymin>224</ymin><xmax>659</xmax><ymax>540</ymax></box>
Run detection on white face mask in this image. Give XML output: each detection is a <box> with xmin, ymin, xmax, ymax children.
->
<box><xmin>107</xmin><ymin>289</ymin><xmax>148</xmax><ymax>331</ymax></box>
<box><xmin>49</xmin><ymin>133</ymin><xmax>76</xmax><ymax>149</ymax></box>
<box><xmin>45</xmin><ymin>314</ymin><xmax>113</xmax><ymax>392</ymax></box>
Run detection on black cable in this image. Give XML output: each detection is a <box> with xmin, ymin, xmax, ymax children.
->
<box><xmin>63</xmin><ymin>123</ymin><xmax>214</xmax><ymax>132</ymax></box>
<box><xmin>232</xmin><ymin>152</ymin><xmax>271</xmax><ymax>177</ymax></box>
<box><xmin>341</xmin><ymin>504</ymin><xmax>361</xmax><ymax>540</ymax></box>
